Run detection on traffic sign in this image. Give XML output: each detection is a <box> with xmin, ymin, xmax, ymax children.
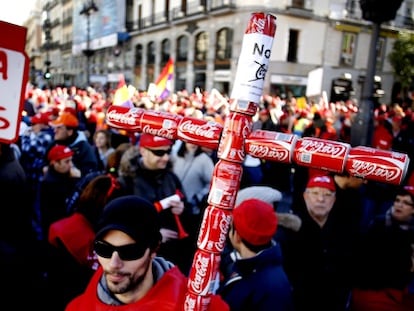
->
<box><xmin>0</xmin><ymin>21</ymin><xmax>30</xmax><ymax>143</ymax></box>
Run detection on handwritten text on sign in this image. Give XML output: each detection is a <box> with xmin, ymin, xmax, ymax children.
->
<box><xmin>0</xmin><ymin>21</ymin><xmax>29</xmax><ymax>144</ymax></box>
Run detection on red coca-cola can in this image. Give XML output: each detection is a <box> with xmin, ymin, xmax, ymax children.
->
<box><xmin>177</xmin><ymin>116</ymin><xmax>223</xmax><ymax>150</ymax></box>
<box><xmin>140</xmin><ymin>110</ymin><xmax>182</xmax><ymax>140</ymax></box>
<box><xmin>197</xmin><ymin>205</ymin><xmax>232</xmax><ymax>253</ymax></box>
<box><xmin>245</xmin><ymin>12</ymin><xmax>277</xmax><ymax>36</ymax></box>
<box><xmin>230</xmin><ymin>13</ymin><xmax>277</xmax><ymax>104</ymax></box>
<box><xmin>345</xmin><ymin>146</ymin><xmax>410</xmax><ymax>185</ymax></box>
<box><xmin>184</xmin><ymin>292</ymin><xmax>211</xmax><ymax>311</ymax></box>
<box><xmin>208</xmin><ymin>160</ymin><xmax>243</xmax><ymax>209</ymax></box>
<box><xmin>245</xmin><ymin>130</ymin><xmax>298</xmax><ymax>164</ymax></box>
<box><xmin>229</xmin><ymin>99</ymin><xmax>259</xmax><ymax>116</ymax></box>
<box><xmin>293</xmin><ymin>137</ymin><xmax>350</xmax><ymax>173</ymax></box>
<box><xmin>187</xmin><ymin>249</ymin><xmax>221</xmax><ymax>296</ymax></box>
<box><xmin>105</xmin><ymin>106</ymin><xmax>145</xmax><ymax>131</ymax></box>
<box><xmin>217</xmin><ymin>112</ymin><xmax>252</xmax><ymax>163</ymax></box>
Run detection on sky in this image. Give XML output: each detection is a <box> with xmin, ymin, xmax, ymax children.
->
<box><xmin>0</xmin><ymin>0</ymin><xmax>37</xmax><ymax>26</ymax></box>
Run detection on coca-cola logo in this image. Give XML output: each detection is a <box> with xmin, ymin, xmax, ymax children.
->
<box><xmin>142</xmin><ymin>125</ymin><xmax>175</xmax><ymax>139</ymax></box>
<box><xmin>179</xmin><ymin>120</ymin><xmax>220</xmax><ymax>139</ymax></box>
<box><xmin>190</xmin><ymin>253</ymin><xmax>209</xmax><ymax>293</ymax></box>
<box><xmin>214</xmin><ymin>214</ymin><xmax>231</xmax><ymax>250</ymax></box>
<box><xmin>106</xmin><ymin>109</ymin><xmax>139</xmax><ymax>126</ymax></box>
<box><xmin>251</xmin><ymin>16</ymin><xmax>266</xmax><ymax>34</ymax></box>
<box><xmin>247</xmin><ymin>144</ymin><xmax>289</xmax><ymax>161</ymax></box>
<box><xmin>297</xmin><ymin>139</ymin><xmax>348</xmax><ymax>157</ymax></box>
<box><xmin>349</xmin><ymin>159</ymin><xmax>401</xmax><ymax>181</ymax></box>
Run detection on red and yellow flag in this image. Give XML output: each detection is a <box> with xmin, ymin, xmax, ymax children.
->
<box><xmin>155</xmin><ymin>58</ymin><xmax>174</xmax><ymax>100</ymax></box>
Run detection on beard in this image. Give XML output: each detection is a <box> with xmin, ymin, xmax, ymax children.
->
<box><xmin>106</xmin><ymin>259</ymin><xmax>152</xmax><ymax>294</ymax></box>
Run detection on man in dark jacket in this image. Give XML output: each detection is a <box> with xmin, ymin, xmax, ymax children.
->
<box><xmin>219</xmin><ymin>198</ymin><xmax>294</xmax><ymax>311</ymax></box>
<box><xmin>49</xmin><ymin>111</ymin><xmax>98</xmax><ymax>176</ymax></box>
<box><xmin>117</xmin><ymin>133</ymin><xmax>195</xmax><ymax>275</ymax></box>
<box><xmin>279</xmin><ymin>174</ymin><xmax>357</xmax><ymax>311</ymax></box>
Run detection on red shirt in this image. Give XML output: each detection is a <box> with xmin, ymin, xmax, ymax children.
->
<box><xmin>65</xmin><ymin>266</ymin><xmax>229</xmax><ymax>311</ymax></box>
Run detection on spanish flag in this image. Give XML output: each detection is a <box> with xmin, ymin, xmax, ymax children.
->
<box><xmin>155</xmin><ymin>58</ymin><xmax>174</xmax><ymax>100</ymax></box>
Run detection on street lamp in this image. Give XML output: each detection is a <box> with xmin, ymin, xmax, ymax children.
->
<box><xmin>350</xmin><ymin>0</ymin><xmax>403</xmax><ymax>147</ymax></box>
<box><xmin>43</xmin><ymin>15</ymin><xmax>52</xmax><ymax>85</ymax></box>
<box><xmin>80</xmin><ymin>0</ymin><xmax>99</xmax><ymax>87</ymax></box>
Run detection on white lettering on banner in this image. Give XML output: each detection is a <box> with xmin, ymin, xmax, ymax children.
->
<box><xmin>0</xmin><ymin>47</ymin><xmax>24</xmax><ymax>141</ymax></box>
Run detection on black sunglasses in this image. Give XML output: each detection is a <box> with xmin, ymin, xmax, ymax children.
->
<box><xmin>146</xmin><ymin>148</ymin><xmax>172</xmax><ymax>157</ymax></box>
<box><xmin>94</xmin><ymin>240</ymin><xmax>148</xmax><ymax>261</ymax></box>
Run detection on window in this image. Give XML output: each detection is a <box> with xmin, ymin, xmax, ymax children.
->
<box><xmin>135</xmin><ymin>44</ymin><xmax>143</xmax><ymax>66</ymax></box>
<box><xmin>216</xmin><ymin>28</ymin><xmax>232</xmax><ymax>60</ymax></box>
<box><xmin>340</xmin><ymin>32</ymin><xmax>356</xmax><ymax>67</ymax></box>
<box><xmin>195</xmin><ymin>31</ymin><xmax>208</xmax><ymax>62</ymax></box>
<box><xmin>287</xmin><ymin>29</ymin><xmax>299</xmax><ymax>63</ymax></box>
<box><xmin>147</xmin><ymin>41</ymin><xmax>155</xmax><ymax>64</ymax></box>
<box><xmin>161</xmin><ymin>39</ymin><xmax>171</xmax><ymax>64</ymax></box>
<box><xmin>176</xmin><ymin>35</ymin><xmax>188</xmax><ymax>62</ymax></box>
<box><xmin>292</xmin><ymin>0</ymin><xmax>305</xmax><ymax>8</ymax></box>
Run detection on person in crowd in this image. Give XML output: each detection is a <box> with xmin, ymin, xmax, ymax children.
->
<box><xmin>40</xmin><ymin>145</ymin><xmax>81</xmax><ymax>239</ymax></box>
<box><xmin>93</xmin><ymin>129</ymin><xmax>115</xmax><ymax>171</ymax></box>
<box><xmin>350</xmin><ymin>184</ymin><xmax>414</xmax><ymax>311</ymax></box>
<box><xmin>171</xmin><ymin>140</ymin><xmax>214</xmax><ymax>218</ymax></box>
<box><xmin>258</xmin><ymin>106</ymin><xmax>293</xmax><ymax>196</ymax></box>
<box><xmin>279</xmin><ymin>174</ymin><xmax>358</xmax><ymax>311</ymax></box>
<box><xmin>65</xmin><ymin>141</ymin><xmax>131</xmax><ymax>215</ymax></box>
<box><xmin>219</xmin><ymin>198</ymin><xmax>294</xmax><ymax>311</ymax></box>
<box><xmin>0</xmin><ymin>143</ymin><xmax>40</xmax><ymax>307</ymax></box>
<box><xmin>220</xmin><ymin>185</ymin><xmax>301</xmax><ymax>284</ymax></box>
<box><xmin>65</xmin><ymin>195</ymin><xmax>229</xmax><ymax>310</ymax></box>
<box><xmin>19</xmin><ymin>111</ymin><xmax>54</xmax><ymax>239</ymax></box>
<box><xmin>49</xmin><ymin>111</ymin><xmax>98</xmax><ymax>176</ymax></box>
<box><xmin>46</xmin><ymin>174</ymin><xmax>121</xmax><ymax>310</ymax></box>
<box><xmin>332</xmin><ymin>171</ymin><xmax>367</xmax><ymax>232</ymax></box>
<box><xmin>117</xmin><ymin>133</ymin><xmax>195</xmax><ymax>275</ymax></box>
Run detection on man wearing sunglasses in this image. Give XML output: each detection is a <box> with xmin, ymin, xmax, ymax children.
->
<box><xmin>117</xmin><ymin>133</ymin><xmax>195</xmax><ymax>275</ymax></box>
<box><xmin>65</xmin><ymin>195</ymin><xmax>229</xmax><ymax>310</ymax></box>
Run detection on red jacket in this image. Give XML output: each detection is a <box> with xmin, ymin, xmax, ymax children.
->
<box><xmin>65</xmin><ymin>266</ymin><xmax>229</xmax><ymax>311</ymax></box>
<box><xmin>48</xmin><ymin>212</ymin><xmax>98</xmax><ymax>268</ymax></box>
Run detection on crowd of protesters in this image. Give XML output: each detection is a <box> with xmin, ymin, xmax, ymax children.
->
<box><xmin>0</xmin><ymin>82</ymin><xmax>413</xmax><ymax>310</ymax></box>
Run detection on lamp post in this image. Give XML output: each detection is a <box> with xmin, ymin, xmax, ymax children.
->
<box><xmin>80</xmin><ymin>0</ymin><xmax>99</xmax><ymax>87</ymax></box>
<box><xmin>42</xmin><ymin>15</ymin><xmax>52</xmax><ymax>86</ymax></box>
<box><xmin>350</xmin><ymin>0</ymin><xmax>403</xmax><ymax>146</ymax></box>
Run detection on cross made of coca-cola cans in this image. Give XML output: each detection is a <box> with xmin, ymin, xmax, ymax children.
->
<box><xmin>105</xmin><ymin>12</ymin><xmax>410</xmax><ymax>311</ymax></box>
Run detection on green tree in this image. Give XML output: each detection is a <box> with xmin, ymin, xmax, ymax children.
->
<box><xmin>388</xmin><ymin>32</ymin><xmax>414</xmax><ymax>101</ymax></box>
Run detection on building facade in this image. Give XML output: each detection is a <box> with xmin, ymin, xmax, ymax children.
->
<box><xmin>25</xmin><ymin>0</ymin><xmax>414</xmax><ymax>103</ymax></box>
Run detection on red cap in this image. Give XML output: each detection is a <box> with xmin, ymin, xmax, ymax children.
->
<box><xmin>306</xmin><ymin>175</ymin><xmax>336</xmax><ymax>192</ymax></box>
<box><xmin>139</xmin><ymin>133</ymin><xmax>173</xmax><ymax>148</ymax></box>
<box><xmin>48</xmin><ymin>145</ymin><xmax>74</xmax><ymax>162</ymax></box>
<box><xmin>31</xmin><ymin>112</ymin><xmax>50</xmax><ymax>125</ymax></box>
<box><xmin>404</xmin><ymin>172</ymin><xmax>414</xmax><ymax>197</ymax></box>
<box><xmin>372</xmin><ymin>125</ymin><xmax>393</xmax><ymax>150</ymax></box>
<box><xmin>403</xmin><ymin>185</ymin><xmax>414</xmax><ymax>197</ymax></box>
<box><xmin>49</xmin><ymin>112</ymin><xmax>79</xmax><ymax>128</ymax></box>
<box><xmin>233</xmin><ymin>199</ymin><xmax>278</xmax><ymax>246</ymax></box>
